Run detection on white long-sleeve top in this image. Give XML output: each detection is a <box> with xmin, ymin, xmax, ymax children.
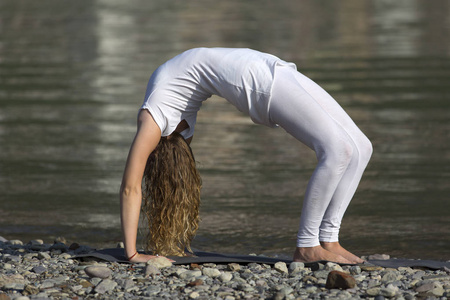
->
<box><xmin>141</xmin><ymin>47</ymin><xmax>296</xmax><ymax>138</ymax></box>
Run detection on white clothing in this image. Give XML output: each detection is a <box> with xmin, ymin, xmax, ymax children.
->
<box><xmin>269</xmin><ymin>66</ymin><xmax>372</xmax><ymax>247</ymax></box>
<box><xmin>141</xmin><ymin>48</ymin><xmax>372</xmax><ymax>248</ymax></box>
<box><xmin>141</xmin><ymin>47</ymin><xmax>296</xmax><ymax>138</ymax></box>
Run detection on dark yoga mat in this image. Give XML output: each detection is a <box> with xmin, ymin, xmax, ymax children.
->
<box><xmin>74</xmin><ymin>248</ymin><xmax>450</xmax><ymax>270</ymax></box>
<box><xmin>74</xmin><ymin>248</ymin><xmax>293</xmax><ymax>265</ymax></box>
<box><xmin>368</xmin><ymin>258</ymin><xmax>450</xmax><ymax>270</ymax></box>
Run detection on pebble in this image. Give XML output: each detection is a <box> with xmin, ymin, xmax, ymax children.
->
<box><xmin>37</xmin><ymin>252</ymin><xmax>51</xmax><ymax>260</ymax></box>
<box><xmin>289</xmin><ymin>261</ymin><xmax>305</xmax><ymax>274</ymax></box>
<box><xmin>381</xmin><ymin>270</ymin><xmax>399</xmax><ymax>283</ymax></box>
<box><xmin>32</xmin><ymin>265</ymin><xmax>46</xmax><ymax>274</ymax></box>
<box><xmin>94</xmin><ymin>279</ymin><xmax>117</xmax><ymax>294</ymax></box>
<box><xmin>325</xmin><ymin>270</ymin><xmax>356</xmax><ymax>289</ymax></box>
<box><xmin>325</xmin><ymin>262</ymin><xmax>344</xmax><ymax>272</ymax></box>
<box><xmin>145</xmin><ymin>264</ymin><xmax>160</xmax><ymax>278</ymax></box>
<box><xmin>350</xmin><ymin>265</ymin><xmax>362</xmax><ymax>275</ymax></box>
<box><xmin>1</xmin><ymin>236</ymin><xmax>450</xmax><ymax>299</ymax></box>
<box><xmin>219</xmin><ymin>272</ymin><xmax>233</xmax><ymax>282</ymax></box>
<box><xmin>84</xmin><ymin>266</ymin><xmax>112</xmax><ymax>279</ymax></box>
<box><xmin>360</xmin><ymin>264</ymin><xmax>384</xmax><ymax>272</ymax></box>
<box><xmin>274</xmin><ymin>261</ymin><xmax>288</xmax><ymax>274</ymax></box>
<box><xmin>146</xmin><ymin>256</ymin><xmax>173</xmax><ymax>268</ymax></box>
<box><xmin>228</xmin><ymin>263</ymin><xmax>240</xmax><ymax>272</ymax></box>
<box><xmin>381</xmin><ymin>283</ymin><xmax>399</xmax><ymax>297</ymax></box>
<box><xmin>369</xmin><ymin>254</ymin><xmax>391</xmax><ymax>260</ymax></box>
<box><xmin>8</xmin><ymin>240</ymin><xmax>23</xmax><ymax>246</ymax></box>
<box><xmin>178</xmin><ymin>270</ymin><xmax>202</xmax><ymax>280</ymax></box>
<box><xmin>202</xmin><ymin>267</ymin><xmax>221</xmax><ymax>278</ymax></box>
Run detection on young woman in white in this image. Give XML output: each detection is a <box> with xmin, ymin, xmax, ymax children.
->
<box><xmin>120</xmin><ymin>48</ymin><xmax>372</xmax><ymax>264</ymax></box>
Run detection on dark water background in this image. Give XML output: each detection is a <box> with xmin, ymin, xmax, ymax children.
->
<box><xmin>0</xmin><ymin>0</ymin><xmax>449</xmax><ymax>260</ymax></box>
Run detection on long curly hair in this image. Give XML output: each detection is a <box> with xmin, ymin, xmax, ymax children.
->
<box><xmin>142</xmin><ymin>132</ymin><xmax>201</xmax><ymax>256</ymax></box>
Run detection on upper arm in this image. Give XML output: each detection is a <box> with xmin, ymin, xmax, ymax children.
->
<box><xmin>121</xmin><ymin>110</ymin><xmax>162</xmax><ymax>194</ymax></box>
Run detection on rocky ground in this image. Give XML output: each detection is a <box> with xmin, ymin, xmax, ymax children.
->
<box><xmin>1</xmin><ymin>237</ymin><xmax>449</xmax><ymax>300</ymax></box>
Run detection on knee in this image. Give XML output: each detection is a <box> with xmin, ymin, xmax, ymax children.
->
<box><xmin>358</xmin><ymin>135</ymin><xmax>373</xmax><ymax>164</ymax></box>
<box><xmin>318</xmin><ymin>139</ymin><xmax>354</xmax><ymax>172</ymax></box>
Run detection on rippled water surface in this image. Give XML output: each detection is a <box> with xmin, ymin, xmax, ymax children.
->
<box><xmin>1</xmin><ymin>0</ymin><xmax>449</xmax><ymax>260</ymax></box>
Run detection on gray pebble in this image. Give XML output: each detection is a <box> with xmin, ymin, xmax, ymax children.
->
<box><xmin>90</xmin><ymin>277</ymin><xmax>102</xmax><ymax>286</ymax></box>
<box><xmin>84</xmin><ymin>266</ymin><xmax>112</xmax><ymax>279</ymax></box>
<box><xmin>179</xmin><ymin>270</ymin><xmax>202</xmax><ymax>280</ymax></box>
<box><xmin>381</xmin><ymin>270</ymin><xmax>399</xmax><ymax>283</ymax></box>
<box><xmin>202</xmin><ymin>267</ymin><xmax>221</xmax><ymax>278</ymax></box>
<box><xmin>94</xmin><ymin>279</ymin><xmax>117</xmax><ymax>294</ymax></box>
<box><xmin>38</xmin><ymin>252</ymin><xmax>51</xmax><ymax>260</ymax></box>
<box><xmin>145</xmin><ymin>264</ymin><xmax>160</xmax><ymax>277</ymax></box>
<box><xmin>280</xmin><ymin>286</ymin><xmax>293</xmax><ymax>295</ymax></box>
<box><xmin>32</xmin><ymin>265</ymin><xmax>46</xmax><ymax>274</ymax></box>
<box><xmin>240</xmin><ymin>270</ymin><xmax>253</xmax><ymax>280</ymax></box>
<box><xmin>350</xmin><ymin>265</ymin><xmax>361</xmax><ymax>275</ymax></box>
<box><xmin>145</xmin><ymin>285</ymin><xmax>162</xmax><ymax>296</ymax></box>
<box><xmin>367</xmin><ymin>287</ymin><xmax>380</xmax><ymax>296</ymax></box>
<box><xmin>4</xmin><ymin>255</ymin><xmax>21</xmax><ymax>263</ymax></box>
<box><xmin>411</xmin><ymin>270</ymin><xmax>425</xmax><ymax>280</ymax></box>
<box><xmin>313</xmin><ymin>270</ymin><xmax>329</xmax><ymax>279</ymax></box>
<box><xmin>289</xmin><ymin>261</ymin><xmax>304</xmax><ymax>274</ymax></box>
<box><xmin>219</xmin><ymin>272</ymin><xmax>233</xmax><ymax>282</ymax></box>
<box><xmin>380</xmin><ymin>284</ymin><xmax>398</xmax><ymax>297</ymax></box>
<box><xmin>3</xmin><ymin>282</ymin><xmax>25</xmax><ymax>290</ymax></box>
<box><xmin>306</xmin><ymin>285</ymin><xmax>318</xmax><ymax>293</ymax></box>
<box><xmin>117</xmin><ymin>278</ymin><xmax>135</xmax><ymax>290</ymax></box>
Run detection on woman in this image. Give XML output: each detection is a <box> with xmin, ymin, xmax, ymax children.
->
<box><xmin>120</xmin><ymin>48</ymin><xmax>372</xmax><ymax>264</ymax></box>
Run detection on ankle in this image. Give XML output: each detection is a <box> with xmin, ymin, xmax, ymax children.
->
<box><xmin>320</xmin><ymin>241</ymin><xmax>340</xmax><ymax>249</ymax></box>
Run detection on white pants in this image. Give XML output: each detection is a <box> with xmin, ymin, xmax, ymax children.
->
<box><xmin>269</xmin><ymin>66</ymin><xmax>373</xmax><ymax>247</ymax></box>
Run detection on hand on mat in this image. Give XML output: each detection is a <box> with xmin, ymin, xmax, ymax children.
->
<box><xmin>129</xmin><ymin>253</ymin><xmax>175</xmax><ymax>263</ymax></box>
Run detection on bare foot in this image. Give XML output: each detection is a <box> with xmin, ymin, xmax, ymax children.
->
<box><xmin>320</xmin><ymin>241</ymin><xmax>364</xmax><ymax>264</ymax></box>
<box><xmin>293</xmin><ymin>245</ymin><xmax>353</xmax><ymax>264</ymax></box>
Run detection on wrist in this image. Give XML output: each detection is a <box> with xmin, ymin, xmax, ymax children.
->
<box><xmin>127</xmin><ymin>251</ymin><xmax>138</xmax><ymax>261</ymax></box>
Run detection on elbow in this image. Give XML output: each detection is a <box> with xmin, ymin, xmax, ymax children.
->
<box><xmin>120</xmin><ymin>183</ymin><xmax>141</xmax><ymax>198</ymax></box>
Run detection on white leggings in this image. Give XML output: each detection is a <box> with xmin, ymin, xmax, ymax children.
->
<box><xmin>269</xmin><ymin>66</ymin><xmax>373</xmax><ymax>248</ymax></box>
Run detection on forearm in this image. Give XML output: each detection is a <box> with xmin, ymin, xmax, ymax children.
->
<box><xmin>119</xmin><ymin>110</ymin><xmax>162</xmax><ymax>261</ymax></box>
<box><xmin>120</xmin><ymin>187</ymin><xmax>142</xmax><ymax>259</ymax></box>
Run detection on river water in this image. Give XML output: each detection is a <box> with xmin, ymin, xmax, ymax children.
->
<box><xmin>0</xmin><ymin>0</ymin><xmax>449</xmax><ymax>260</ymax></box>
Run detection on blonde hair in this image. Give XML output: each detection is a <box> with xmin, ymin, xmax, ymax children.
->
<box><xmin>142</xmin><ymin>132</ymin><xmax>201</xmax><ymax>256</ymax></box>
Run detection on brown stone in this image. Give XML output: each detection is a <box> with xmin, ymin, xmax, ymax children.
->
<box><xmin>360</xmin><ymin>265</ymin><xmax>384</xmax><ymax>272</ymax></box>
<box><xmin>24</xmin><ymin>284</ymin><xmax>39</xmax><ymax>295</ymax></box>
<box><xmin>302</xmin><ymin>275</ymin><xmax>318</xmax><ymax>283</ymax></box>
<box><xmin>190</xmin><ymin>263</ymin><xmax>202</xmax><ymax>270</ymax></box>
<box><xmin>187</xmin><ymin>279</ymin><xmax>204</xmax><ymax>287</ymax></box>
<box><xmin>80</xmin><ymin>279</ymin><xmax>94</xmax><ymax>288</ymax></box>
<box><xmin>0</xmin><ymin>293</ymin><xmax>10</xmax><ymax>300</ymax></box>
<box><xmin>228</xmin><ymin>263</ymin><xmax>241</xmax><ymax>272</ymax></box>
<box><xmin>326</xmin><ymin>271</ymin><xmax>356</xmax><ymax>290</ymax></box>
